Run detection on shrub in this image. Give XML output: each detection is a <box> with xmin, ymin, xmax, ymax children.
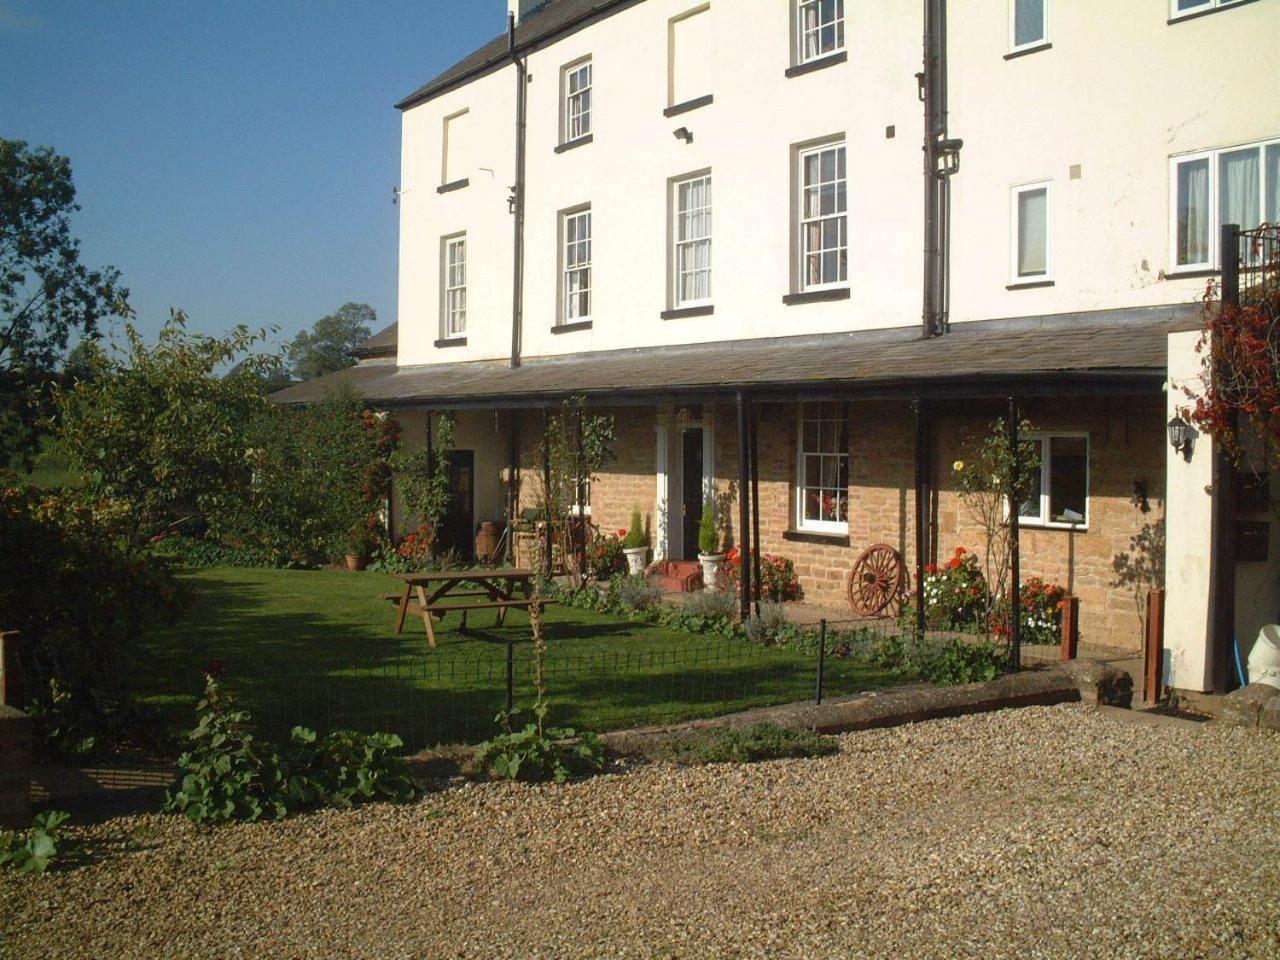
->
<box><xmin>922</xmin><ymin>547</ymin><xmax>988</xmax><ymax>628</ymax></box>
<box><xmin>683</xmin><ymin>588</ymin><xmax>738</xmax><ymax>624</ymax></box>
<box><xmin>1015</xmin><ymin>576</ymin><xmax>1066</xmax><ymax>645</ymax></box>
<box><xmin>654</xmin><ymin>723</ymin><xmax>838</xmax><ymax>765</ymax></box>
<box><xmin>151</xmin><ymin>533</ymin><xmax>277</xmax><ymax>569</ymax></box>
<box><xmin>697</xmin><ymin>500</ymin><xmax>719</xmax><ymax>555</ymax></box>
<box><xmin>0</xmin><ymin>810</ymin><xmax>76</xmax><ymax>875</ymax></box>
<box><xmin>743</xmin><ymin>602</ymin><xmax>790</xmax><ymax>645</ymax></box>
<box><xmin>0</xmin><ymin>486</ymin><xmax>189</xmax><ymax>756</ymax></box>
<box><xmin>914</xmin><ymin>638</ymin><xmax>1007</xmax><ymax>685</ymax></box>
<box><xmin>476</xmin><ymin>710</ymin><xmax>605</xmax><ymax>784</ymax></box>
<box><xmin>621</xmin><ymin>508</ymin><xmax>647</xmax><ymax>549</ymax></box>
<box><xmin>164</xmin><ymin>674</ymin><xmax>418</xmax><ymax>825</ymax></box>
<box><xmin>612</xmin><ymin>573</ymin><xmax>661</xmax><ymax>612</ymax></box>
<box><xmin>587</xmin><ymin>530</ymin><xmax>625</xmax><ymax>581</ymax></box>
<box><xmin>723</xmin><ymin>548</ymin><xmax>802</xmax><ymax>602</ymax></box>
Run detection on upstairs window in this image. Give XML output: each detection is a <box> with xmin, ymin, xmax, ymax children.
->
<box><xmin>1010</xmin><ymin>181</ymin><xmax>1052</xmax><ymax>284</ymax></box>
<box><xmin>1171</xmin><ymin>0</ymin><xmax>1248</xmax><ymax>20</ymax></box>
<box><xmin>1018</xmin><ymin>434</ymin><xmax>1089</xmax><ymax>528</ymax></box>
<box><xmin>673</xmin><ymin>173</ymin><xmax>712</xmax><ymax>307</ymax></box>
<box><xmin>796</xmin><ymin>0</ymin><xmax>844</xmax><ymax>64</ymax></box>
<box><xmin>1172</xmin><ymin>138</ymin><xmax>1280</xmax><ymax>270</ymax></box>
<box><xmin>797</xmin><ymin>401</ymin><xmax>849</xmax><ymax>534</ymax></box>
<box><xmin>561</xmin><ymin>207</ymin><xmax>592</xmax><ymax>323</ymax></box>
<box><xmin>798</xmin><ymin>141</ymin><xmax>848</xmax><ymax>291</ymax></box>
<box><xmin>669</xmin><ymin>5</ymin><xmax>712</xmax><ymax>109</ymax></box>
<box><xmin>562</xmin><ymin>59</ymin><xmax>592</xmax><ymax>143</ymax></box>
<box><xmin>441</xmin><ymin>109</ymin><xmax>470</xmax><ymax>186</ymax></box>
<box><xmin>1010</xmin><ymin>0</ymin><xmax>1048</xmax><ymax>53</ymax></box>
<box><xmin>442</xmin><ymin>234</ymin><xmax>467</xmax><ymax>338</ymax></box>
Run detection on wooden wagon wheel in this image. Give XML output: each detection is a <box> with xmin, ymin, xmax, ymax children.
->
<box><xmin>846</xmin><ymin>543</ymin><xmax>905</xmax><ymax>617</ymax></box>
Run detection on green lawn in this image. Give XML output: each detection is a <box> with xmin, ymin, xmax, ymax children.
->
<box><xmin>140</xmin><ymin>567</ymin><xmax>900</xmax><ymax>749</ymax></box>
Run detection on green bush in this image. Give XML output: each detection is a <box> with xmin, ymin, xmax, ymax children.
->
<box><xmin>621</xmin><ymin>508</ymin><xmax>647</xmax><ymax>549</ymax></box>
<box><xmin>164</xmin><ymin>674</ymin><xmax>418</xmax><ymax>825</ymax></box>
<box><xmin>476</xmin><ymin>709</ymin><xmax>605</xmax><ymax>784</ymax></box>
<box><xmin>654</xmin><ymin>723</ymin><xmax>838</xmax><ymax>765</ymax></box>
<box><xmin>612</xmin><ymin>573</ymin><xmax>661</xmax><ymax>612</ymax></box>
<box><xmin>697</xmin><ymin>500</ymin><xmax>719</xmax><ymax>555</ymax></box>
<box><xmin>743</xmin><ymin>602</ymin><xmax>789</xmax><ymax>645</ymax></box>
<box><xmin>0</xmin><ymin>810</ymin><xmax>76</xmax><ymax>875</ymax></box>
<box><xmin>152</xmin><ymin>534</ymin><xmax>278</xmax><ymax>569</ymax></box>
<box><xmin>682</xmin><ymin>588</ymin><xmax>738</xmax><ymax>624</ymax></box>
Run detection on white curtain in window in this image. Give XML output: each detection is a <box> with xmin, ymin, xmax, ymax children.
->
<box><xmin>1220</xmin><ymin>147</ymin><xmax>1261</xmax><ymax>232</ymax></box>
<box><xmin>1014</xmin><ymin>0</ymin><xmax>1044</xmax><ymax>46</ymax></box>
<box><xmin>1177</xmin><ymin>159</ymin><xmax>1210</xmax><ymax>265</ymax></box>
<box><xmin>1266</xmin><ymin>144</ymin><xmax>1279</xmax><ymax>224</ymax></box>
<box><xmin>1017</xmin><ymin>187</ymin><xmax>1047</xmax><ymax>276</ymax></box>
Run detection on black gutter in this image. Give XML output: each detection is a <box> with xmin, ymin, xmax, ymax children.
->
<box><xmin>920</xmin><ymin>0</ymin><xmax>959</xmax><ymax>339</ymax></box>
<box><xmin>509</xmin><ymin>14</ymin><xmax>528</xmax><ymax>369</ymax></box>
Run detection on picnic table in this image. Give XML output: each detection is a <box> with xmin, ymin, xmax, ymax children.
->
<box><xmin>385</xmin><ymin>568</ymin><xmax>554</xmax><ymax>647</ymax></box>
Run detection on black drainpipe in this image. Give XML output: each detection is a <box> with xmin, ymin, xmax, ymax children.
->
<box><xmin>920</xmin><ymin>0</ymin><xmax>959</xmax><ymax>339</ymax></box>
<box><xmin>508</xmin><ymin>13</ymin><xmax>528</xmax><ymax>369</ymax></box>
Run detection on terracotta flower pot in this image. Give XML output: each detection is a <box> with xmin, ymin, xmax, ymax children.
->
<box><xmin>344</xmin><ymin>554</ymin><xmax>369</xmax><ymax>572</ymax></box>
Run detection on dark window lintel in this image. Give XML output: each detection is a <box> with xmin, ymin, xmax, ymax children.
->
<box><xmin>783</xmin><ymin>288</ymin><xmax>851</xmax><ymax>305</ymax></box>
<box><xmin>554</xmin><ymin>134</ymin><xmax>594</xmax><ymax>154</ymax></box>
<box><xmin>1006</xmin><ymin>280</ymin><xmax>1056</xmax><ymax>290</ymax></box>
<box><xmin>660</xmin><ymin>305</ymin><xmax>714</xmax><ymax>320</ymax></box>
<box><xmin>663</xmin><ymin>94</ymin><xmax>714</xmax><ymax>118</ymax></box>
<box><xmin>434</xmin><ymin>337</ymin><xmax>468</xmax><ymax>348</ymax></box>
<box><xmin>551</xmin><ymin>320</ymin><xmax>593</xmax><ymax>334</ymax></box>
<box><xmin>784</xmin><ymin>50</ymin><xmax>847</xmax><ymax>79</ymax></box>
<box><xmin>1003</xmin><ymin>41</ymin><xmax>1052</xmax><ymax>61</ymax></box>
<box><xmin>436</xmin><ymin>178</ymin><xmax>470</xmax><ymax>194</ymax></box>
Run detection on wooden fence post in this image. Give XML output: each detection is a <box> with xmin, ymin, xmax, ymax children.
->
<box><xmin>0</xmin><ymin>631</ymin><xmax>20</xmax><ymax>708</ymax></box>
<box><xmin>1059</xmin><ymin>596</ymin><xmax>1079</xmax><ymax>661</ymax></box>
<box><xmin>1144</xmin><ymin>588</ymin><xmax>1166</xmax><ymax>707</ymax></box>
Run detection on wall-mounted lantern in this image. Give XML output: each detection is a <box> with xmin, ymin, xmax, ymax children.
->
<box><xmin>1167</xmin><ymin>414</ymin><xmax>1194</xmax><ymax>460</ymax></box>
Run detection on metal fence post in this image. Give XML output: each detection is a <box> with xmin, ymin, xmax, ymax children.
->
<box><xmin>815</xmin><ymin>619</ymin><xmax>827</xmax><ymax>705</ymax></box>
<box><xmin>505</xmin><ymin>635</ymin><xmax>515</xmax><ymax>714</ymax></box>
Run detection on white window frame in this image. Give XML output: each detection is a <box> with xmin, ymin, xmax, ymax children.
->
<box><xmin>1169</xmin><ymin>0</ymin><xmax>1248</xmax><ymax>21</ymax></box>
<box><xmin>1169</xmin><ymin>137</ymin><xmax>1280</xmax><ymax>273</ymax></box>
<box><xmin>561</xmin><ymin>58</ymin><xmax>592</xmax><ymax>144</ymax></box>
<box><xmin>442</xmin><ymin>233</ymin><xmax>466</xmax><ymax>338</ymax></box>
<box><xmin>560</xmin><ymin>206</ymin><xmax>592</xmax><ymax>324</ymax></box>
<box><xmin>795</xmin><ymin>0</ymin><xmax>845</xmax><ymax>65</ymax></box>
<box><xmin>795</xmin><ymin>401</ymin><xmax>849</xmax><ymax>535</ymax></box>
<box><xmin>672</xmin><ymin>172</ymin><xmax>712</xmax><ymax>309</ymax></box>
<box><xmin>1015</xmin><ymin>433</ymin><xmax>1090</xmax><ymax>530</ymax></box>
<box><xmin>797</xmin><ymin>140</ymin><xmax>848</xmax><ymax>292</ymax></box>
<box><xmin>1008</xmin><ymin>0</ymin><xmax>1049</xmax><ymax>54</ymax></box>
<box><xmin>1009</xmin><ymin>180</ymin><xmax>1053</xmax><ymax>286</ymax></box>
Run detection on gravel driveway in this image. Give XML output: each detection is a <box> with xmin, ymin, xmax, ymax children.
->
<box><xmin>3</xmin><ymin>705</ymin><xmax>1279</xmax><ymax>959</ymax></box>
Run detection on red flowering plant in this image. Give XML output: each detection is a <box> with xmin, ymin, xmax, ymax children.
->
<box><xmin>723</xmin><ymin>548</ymin><xmax>803</xmax><ymax>602</ymax></box>
<box><xmin>587</xmin><ymin>530</ymin><xmax>626</xmax><ymax>581</ymax></box>
<box><xmin>1187</xmin><ymin>227</ymin><xmax>1280</xmax><ymax>469</ymax></box>
<box><xmin>990</xmin><ymin>576</ymin><xmax>1066</xmax><ymax>645</ymax></box>
<box><xmin>921</xmin><ymin>547</ymin><xmax>988</xmax><ymax>628</ymax></box>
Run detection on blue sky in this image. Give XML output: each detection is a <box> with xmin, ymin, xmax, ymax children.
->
<box><xmin>0</xmin><ymin>0</ymin><xmax>500</xmax><ymax>348</ymax></box>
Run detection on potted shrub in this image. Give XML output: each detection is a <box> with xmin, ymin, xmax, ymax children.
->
<box><xmin>342</xmin><ymin>517</ymin><xmax>380</xmax><ymax>572</ymax></box>
<box><xmin>696</xmin><ymin>500</ymin><xmax>724</xmax><ymax>591</ymax></box>
<box><xmin>621</xmin><ymin>508</ymin><xmax>649</xmax><ymax>575</ymax></box>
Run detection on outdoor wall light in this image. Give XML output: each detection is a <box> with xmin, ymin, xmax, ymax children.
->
<box><xmin>1167</xmin><ymin>414</ymin><xmax>1195</xmax><ymax>460</ymax></box>
<box><xmin>672</xmin><ymin>126</ymin><xmax>693</xmax><ymax>144</ymax></box>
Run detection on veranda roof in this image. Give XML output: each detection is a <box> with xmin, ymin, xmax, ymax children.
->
<box><xmin>269</xmin><ymin>304</ymin><xmax>1201</xmax><ymax>409</ymax></box>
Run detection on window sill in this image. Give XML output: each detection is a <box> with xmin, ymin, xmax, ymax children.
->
<box><xmin>436</xmin><ymin>178</ymin><xmax>469</xmax><ymax>194</ymax></box>
<box><xmin>551</xmin><ymin>320</ymin><xmax>593</xmax><ymax>334</ymax></box>
<box><xmin>783</xmin><ymin>288</ymin><xmax>850</xmax><ymax>305</ymax></box>
<box><xmin>434</xmin><ymin>337</ymin><xmax>467</xmax><ymax>348</ymax></box>
<box><xmin>660</xmin><ymin>304</ymin><xmax>714</xmax><ymax>320</ymax></box>
<box><xmin>1163</xmin><ymin>266</ymin><xmax>1219</xmax><ymax>279</ymax></box>
<box><xmin>1004</xmin><ymin>41</ymin><xmax>1051</xmax><ymax>60</ymax></box>
<box><xmin>554</xmin><ymin>134</ymin><xmax>593</xmax><ymax>154</ymax></box>
<box><xmin>663</xmin><ymin>94</ymin><xmax>713</xmax><ymax>118</ymax></box>
<box><xmin>1017</xmin><ymin>521</ymin><xmax>1089</xmax><ymax>533</ymax></box>
<box><xmin>783</xmin><ymin>529</ymin><xmax>850</xmax><ymax>547</ymax></box>
<box><xmin>784</xmin><ymin>50</ymin><xmax>847</xmax><ymax>78</ymax></box>
<box><xmin>1006</xmin><ymin>279</ymin><xmax>1055</xmax><ymax>290</ymax></box>
<box><xmin>1169</xmin><ymin>0</ymin><xmax>1261</xmax><ymax>25</ymax></box>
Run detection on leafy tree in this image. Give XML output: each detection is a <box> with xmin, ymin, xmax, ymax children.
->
<box><xmin>285</xmin><ymin>302</ymin><xmax>376</xmax><ymax>381</ymax></box>
<box><xmin>53</xmin><ymin>311</ymin><xmax>273</xmax><ymax>542</ymax></box>
<box><xmin>1</xmin><ymin>139</ymin><xmax>131</xmax><ymax>464</ymax></box>
<box><xmin>226</xmin><ymin>354</ymin><xmax>293</xmax><ymax>395</ymax></box>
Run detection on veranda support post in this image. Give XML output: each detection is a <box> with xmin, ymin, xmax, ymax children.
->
<box><xmin>913</xmin><ymin>400</ymin><xmax>928</xmax><ymax>641</ymax></box>
<box><xmin>749</xmin><ymin>397</ymin><xmax>762</xmax><ymax>619</ymax></box>
<box><xmin>736</xmin><ymin>391</ymin><xmax>752</xmax><ymax>622</ymax></box>
<box><xmin>1007</xmin><ymin>399</ymin><xmax>1022</xmax><ymax>672</ymax></box>
<box><xmin>1209</xmin><ymin>223</ymin><xmax>1240</xmax><ymax>691</ymax></box>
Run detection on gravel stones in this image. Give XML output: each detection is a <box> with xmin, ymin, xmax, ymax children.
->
<box><xmin>3</xmin><ymin>705</ymin><xmax>1278</xmax><ymax>959</ymax></box>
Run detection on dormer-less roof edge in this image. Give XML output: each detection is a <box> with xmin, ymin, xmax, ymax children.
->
<box><xmin>394</xmin><ymin>0</ymin><xmax>640</xmax><ymax>111</ymax></box>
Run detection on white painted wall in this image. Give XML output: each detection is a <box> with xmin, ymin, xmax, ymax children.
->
<box><xmin>396</xmin><ymin>0</ymin><xmax>1280</xmax><ymax>368</ymax></box>
<box><xmin>1164</xmin><ymin>329</ymin><xmax>1215</xmax><ymax>692</ymax></box>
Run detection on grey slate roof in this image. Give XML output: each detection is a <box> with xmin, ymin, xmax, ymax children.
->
<box><xmin>268</xmin><ymin>304</ymin><xmax>1201</xmax><ymax>408</ymax></box>
<box><xmin>351</xmin><ymin>322</ymin><xmax>398</xmax><ymax>358</ymax></box>
<box><xmin>395</xmin><ymin>0</ymin><xmax>638</xmax><ymax>110</ymax></box>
